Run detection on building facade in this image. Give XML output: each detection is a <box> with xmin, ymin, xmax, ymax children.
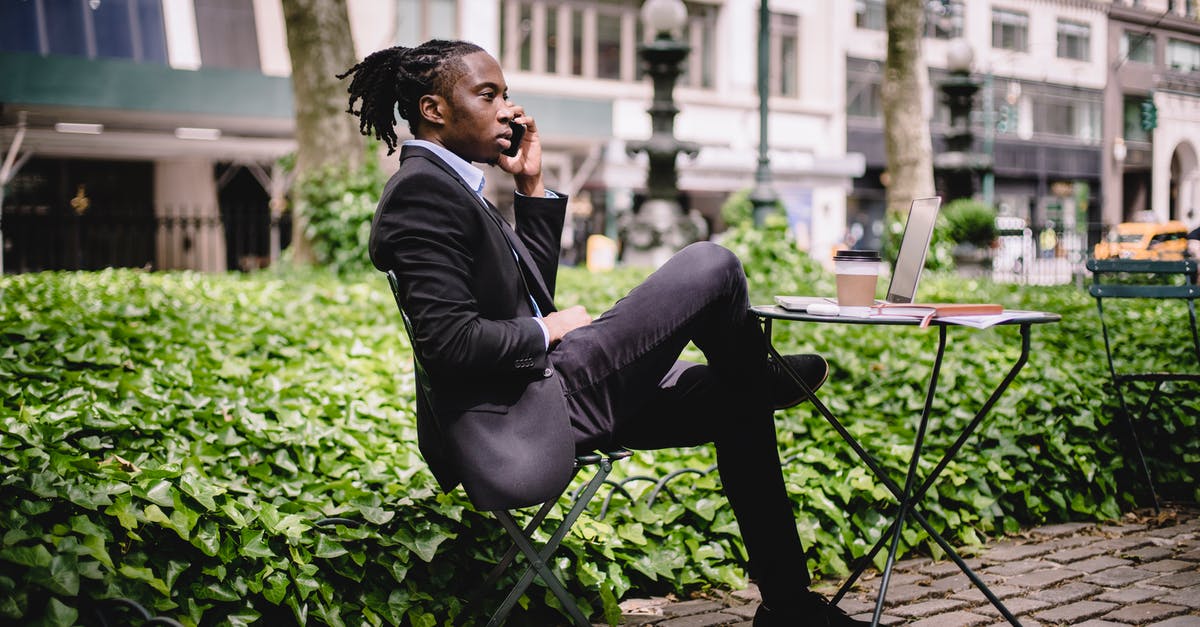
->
<box><xmin>1104</xmin><ymin>0</ymin><xmax>1200</xmax><ymax>227</ymax></box>
<box><xmin>0</xmin><ymin>0</ymin><xmax>865</xmax><ymax>273</ymax></box>
<box><xmin>846</xmin><ymin>0</ymin><xmax>1111</xmax><ymax>253</ymax></box>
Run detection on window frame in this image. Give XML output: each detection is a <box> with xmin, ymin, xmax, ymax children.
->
<box><xmin>1055</xmin><ymin>18</ymin><xmax>1090</xmax><ymax>62</ymax></box>
<box><xmin>991</xmin><ymin>8</ymin><xmax>1029</xmax><ymax>53</ymax></box>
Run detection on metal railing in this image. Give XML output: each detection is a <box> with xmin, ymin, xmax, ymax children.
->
<box><xmin>1</xmin><ymin>204</ymin><xmax>289</xmax><ymax>274</ymax></box>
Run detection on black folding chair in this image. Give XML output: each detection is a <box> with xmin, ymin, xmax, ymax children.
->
<box><xmin>384</xmin><ymin>271</ymin><xmax>629</xmax><ymax>625</ymax></box>
<box><xmin>1087</xmin><ymin>258</ymin><xmax>1200</xmax><ymax>511</ymax></box>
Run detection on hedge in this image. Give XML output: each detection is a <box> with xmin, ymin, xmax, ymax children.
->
<box><xmin>1</xmin><ymin>250</ymin><xmax>1196</xmax><ymax>625</ymax></box>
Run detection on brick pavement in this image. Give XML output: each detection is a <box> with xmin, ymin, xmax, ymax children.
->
<box><xmin>603</xmin><ymin>508</ymin><xmax>1199</xmax><ymax>627</ymax></box>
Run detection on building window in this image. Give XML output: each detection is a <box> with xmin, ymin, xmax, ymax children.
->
<box><xmin>770</xmin><ymin>12</ymin><xmax>799</xmax><ymax>97</ymax></box>
<box><xmin>924</xmin><ymin>0</ymin><xmax>964</xmax><ymax>40</ymax></box>
<box><xmin>1120</xmin><ymin>31</ymin><xmax>1156</xmax><ymax>64</ymax></box>
<box><xmin>1056</xmin><ymin>19</ymin><xmax>1090</xmax><ymax>61</ymax></box>
<box><xmin>992</xmin><ymin>8</ymin><xmax>1028</xmax><ymax>53</ymax></box>
<box><xmin>397</xmin><ymin>0</ymin><xmax>457</xmax><ymax>46</ymax></box>
<box><xmin>855</xmin><ymin>0</ymin><xmax>885</xmax><ymax>31</ymax></box>
<box><xmin>1123</xmin><ymin>95</ymin><xmax>1151</xmax><ymax>142</ymax></box>
<box><xmin>0</xmin><ymin>0</ymin><xmax>167</xmax><ymax>63</ymax></box>
<box><xmin>1167</xmin><ymin>38</ymin><xmax>1200</xmax><ymax>72</ymax></box>
<box><xmin>846</xmin><ymin>59</ymin><xmax>882</xmax><ymax>119</ymax></box>
<box><xmin>1037</xmin><ymin>98</ymin><xmax>1099</xmax><ymax>142</ymax></box>
<box><xmin>194</xmin><ymin>0</ymin><xmax>260</xmax><ymax>71</ymax></box>
<box><xmin>682</xmin><ymin>2</ymin><xmax>717</xmax><ymax>89</ymax></box>
<box><xmin>502</xmin><ymin>0</ymin><xmax>713</xmax><ymax>88</ymax></box>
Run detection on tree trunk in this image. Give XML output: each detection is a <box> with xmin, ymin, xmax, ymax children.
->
<box><xmin>281</xmin><ymin>0</ymin><xmax>365</xmax><ymax>265</ymax></box>
<box><xmin>882</xmin><ymin>0</ymin><xmax>935</xmax><ymax>215</ymax></box>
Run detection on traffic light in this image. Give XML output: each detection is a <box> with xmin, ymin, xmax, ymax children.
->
<box><xmin>1140</xmin><ymin>99</ymin><xmax>1157</xmax><ymax>132</ymax></box>
<box><xmin>996</xmin><ymin>105</ymin><xmax>1012</xmax><ymax>133</ymax></box>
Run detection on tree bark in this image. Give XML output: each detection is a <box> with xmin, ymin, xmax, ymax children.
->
<box><xmin>281</xmin><ymin>0</ymin><xmax>366</xmax><ymax>265</ymax></box>
<box><xmin>882</xmin><ymin>0</ymin><xmax>936</xmax><ymax>215</ymax></box>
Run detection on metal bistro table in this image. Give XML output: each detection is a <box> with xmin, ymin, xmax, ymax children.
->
<box><xmin>752</xmin><ymin>305</ymin><xmax>1061</xmax><ymax>627</ymax></box>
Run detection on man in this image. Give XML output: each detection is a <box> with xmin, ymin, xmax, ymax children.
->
<box><xmin>340</xmin><ymin>39</ymin><xmax>866</xmax><ymax>626</ymax></box>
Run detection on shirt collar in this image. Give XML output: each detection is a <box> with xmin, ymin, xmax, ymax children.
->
<box><xmin>404</xmin><ymin>139</ymin><xmax>486</xmax><ymax>196</ymax></box>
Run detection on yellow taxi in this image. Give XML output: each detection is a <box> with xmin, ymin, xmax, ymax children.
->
<box><xmin>1093</xmin><ymin>220</ymin><xmax>1190</xmax><ymax>260</ymax></box>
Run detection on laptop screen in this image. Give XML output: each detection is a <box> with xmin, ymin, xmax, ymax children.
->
<box><xmin>885</xmin><ymin>197</ymin><xmax>942</xmax><ymax>304</ymax></box>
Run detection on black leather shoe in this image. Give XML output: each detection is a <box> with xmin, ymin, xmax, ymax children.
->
<box><xmin>753</xmin><ymin>596</ymin><xmax>870</xmax><ymax>626</ymax></box>
<box><xmin>768</xmin><ymin>354</ymin><xmax>829</xmax><ymax>410</ymax></box>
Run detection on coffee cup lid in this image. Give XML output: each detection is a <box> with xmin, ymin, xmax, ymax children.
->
<box><xmin>833</xmin><ymin>249</ymin><xmax>881</xmax><ymax>261</ymax></box>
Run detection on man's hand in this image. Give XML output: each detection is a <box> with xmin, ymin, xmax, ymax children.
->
<box><xmin>542</xmin><ymin>305</ymin><xmax>591</xmax><ymax>345</ymax></box>
<box><xmin>497</xmin><ymin>106</ymin><xmax>544</xmax><ymax>197</ymax></box>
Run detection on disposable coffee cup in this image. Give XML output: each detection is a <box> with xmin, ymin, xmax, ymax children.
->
<box><xmin>833</xmin><ymin>249</ymin><xmax>882</xmax><ymax>309</ymax></box>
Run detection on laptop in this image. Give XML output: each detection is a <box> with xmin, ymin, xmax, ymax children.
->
<box><xmin>776</xmin><ymin>196</ymin><xmax>942</xmax><ymax>310</ymax></box>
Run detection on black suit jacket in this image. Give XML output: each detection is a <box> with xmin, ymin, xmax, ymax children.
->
<box><xmin>369</xmin><ymin>144</ymin><xmax>574</xmax><ymax>510</ymax></box>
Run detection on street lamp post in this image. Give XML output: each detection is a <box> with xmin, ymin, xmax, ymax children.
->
<box><xmin>933</xmin><ymin>39</ymin><xmax>993</xmax><ymax>203</ymax></box>
<box><xmin>624</xmin><ymin>0</ymin><xmax>701</xmax><ymax>267</ymax></box>
<box><xmin>749</xmin><ymin>0</ymin><xmax>777</xmax><ymax>227</ymax></box>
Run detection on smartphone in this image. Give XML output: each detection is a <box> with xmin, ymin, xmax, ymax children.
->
<box><xmin>503</xmin><ymin>121</ymin><xmax>526</xmax><ymax>157</ymax></box>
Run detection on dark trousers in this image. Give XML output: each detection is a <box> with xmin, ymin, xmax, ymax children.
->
<box><xmin>549</xmin><ymin>241</ymin><xmax>812</xmax><ymax>606</ymax></box>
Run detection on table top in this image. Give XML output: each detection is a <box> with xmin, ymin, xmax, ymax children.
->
<box><xmin>751</xmin><ymin>305</ymin><xmax>1061</xmax><ymax>327</ymax></box>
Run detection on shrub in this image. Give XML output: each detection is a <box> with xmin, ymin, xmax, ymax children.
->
<box><xmin>941</xmin><ymin>199</ymin><xmax>998</xmax><ymax>249</ymax></box>
<box><xmin>1</xmin><ymin>265</ymin><xmax>1196</xmax><ymax>625</ymax></box>
<box><xmin>288</xmin><ymin>148</ymin><xmax>386</xmax><ymax>276</ymax></box>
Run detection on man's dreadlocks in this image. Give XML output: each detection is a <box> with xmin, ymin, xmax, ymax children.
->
<box><xmin>337</xmin><ymin>39</ymin><xmax>484</xmax><ymax>154</ymax></box>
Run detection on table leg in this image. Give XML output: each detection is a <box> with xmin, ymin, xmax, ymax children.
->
<box><xmin>763</xmin><ymin>321</ymin><xmax>1033</xmax><ymax>626</ymax></box>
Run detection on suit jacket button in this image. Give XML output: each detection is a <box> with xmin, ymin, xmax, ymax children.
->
<box><xmin>543</xmin><ymin>368</ymin><xmax>553</xmax><ymax>378</ymax></box>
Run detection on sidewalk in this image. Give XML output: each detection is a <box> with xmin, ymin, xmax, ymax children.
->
<box><xmin>605</xmin><ymin>507</ymin><xmax>1200</xmax><ymax>627</ymax></box>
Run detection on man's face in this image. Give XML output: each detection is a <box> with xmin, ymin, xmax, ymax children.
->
<box><xmin>435</xmin><ymin>51</ymin><xmax>514</xmax><ymax>164</ymax></box>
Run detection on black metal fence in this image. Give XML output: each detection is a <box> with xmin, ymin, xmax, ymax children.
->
<box><xmin>1</xmin><ymin>204</ymin><xmax>289</xmax><ymax>274</ymax></box>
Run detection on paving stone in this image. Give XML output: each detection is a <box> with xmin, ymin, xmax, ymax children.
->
<box><xmin>927</xmin><ymin>573</ymin><xmax>978</xmax><ymax>593</ymax></box>
<box><xmin>986</xmin><ymin>542</ymin><xmax>1054</xmax><ymax>562</ymax></box>
<box><xmin>894</xmin><ymin>556</ymin><xmax>934</xmax><ymax>571</ymax></box>
<box><xmin>1096</xmin><ymin>522</ymin><xmax>1149</xmax><ymax>535</ymax></box>
<box><xmin>1159</xmin><ymin>585</ymin><xmax>1200</xmax><ymax>608</ymax></box>
<box><xmin>982</xmin><ymin>559</ymin><xmax>1055</xmax><ymax>577</ymax></box>
<box><xmin>986</xmin><ymin>621</ymin><xmax>1045</xmax><ymax>627</ymax></box>
<box><xmin>610</xmin><ymin>615</ymin><xmax>658</xmax><ymax>626</ymax></box>
<box><xmin>850</xmin><ymin>613</ymin><xmax>904</xmax><ymax>626</ymax></box>
<box><xmin>1071</xmin><ymin>555</ymin><xmax>1134</xmax><ymax>573</ymax></box>
<box><xmin>1149</xmin><ymin>617</ymin><xmax>1200</xmax><ymax>627</ymax></box>
<box><xmin>662</xmin><ymin>600</ymin><xmax>726</xmax><ymax>617</ymax></box>
<box><xmin>889</xmin><ymin>598</ymin><xmax>969</xmax><ymax>618</ymax></box>
<box><xmin>729</xmin><ymin>586</ymin><xmax>760</xmax><ymax>603</ymax></box>
<box><xmin>1177</xmin><ymin>547</ymin><xmax>1200</xmax><ymax>561</ymax></box>
<box><xmin>1046</xmin><ymin>545</ymin><xmax>1109</xmax><ymax>563</ymax></box>
<box><xmin>1032</xmin><ymin>522</ymin><xmax>1096</xmax><ymax>538</ymax></box>
<box><xmin>1034</xmin><ymin>600</ymin><xmax>1121</xmax><ymax>623</ymax></box>
<box><xmin>922</xmin><ymin>559</ymin><xmax>982</xmax><ymax>577</ymax></box>
<box><xmin>875</xmin><ymin>583</ymin><xmax>937</xmax><ymax>604</ymax></box>
<box><xmin>950</xmin><ymin>584</ymin><xmax>1023</xmax><ymax>603</ymax></box>
<box><xmin>967</xmin><ymin>596</ymin><xmax>1050</xmax><ymax>617</ymax></box>
<box><xmin>906</xmin><ymin>610</ymin><xmax>991</xmax><ymax>627</ymax></box>
<box><xmin>1027</xmin><ymin>581</ymin><xmax>1104</xmax><ymax>605</ymax></box>
<box><xmin>656</xmin><ymin>612</ymin><xmax>741</xmax><ymax>627</ymax></box>
<box><xmin>1083</xmin><ymin>565</ymin><xmax>1159</xmax><ymax>586</ymax></box>
<box><xmin>722</xmin><ymin>604</ymin><xmax>757</xmax><ymax>620</ymax></box>
<box><xmin>1102</xmin><ymin>602</ymin><xmax>1189</xmax><ymax>623</ymax></box>
<box><xmin>1147</xmin><ymin>526</ymin><xmax>1195</xmax><ymax>539</ymax></box>
<box><xmin>1145</xmin><ymin>559</ymin><xmax>1196</xmax><ymax>573</ymax></box>
<box><xmin>885</xmin><ymin>571</ymin><xmax>931</xmax><ymax>586</ymax></box>
<box><xmin>1006</xmin><ymin>567</ymin><xmax>1084</xmax><ymax>589</ymax></box>
<box><xmin>1096</xmin><ymin>585</ymin><xmax>1168</xmax><ymax>604</ymax></box>
<box><xmin>1125</xmin><ymin>545</ymin><xmax>1179</xmax><ymax>562</ymax></box>
<box><xmin>1096</xmin><ymin>536</ymin><xmax>1155</xmax><ymax>552</ymax></box>
<box><xmin>1150</xmin><ymin>570</ymin><xmax>1200</xmax><ymax>588</ymax></box>
<box><xmin>1073</xmin><ymin>621</ymin><xmax>1131</xmax><ymax>627</ymax></box>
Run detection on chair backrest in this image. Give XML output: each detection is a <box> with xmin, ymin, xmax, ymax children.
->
<box><xmin>1085</xmin><ymin>258</ymin><xmax>1200</xmax><ymax>376</ymax></box>
<box><xmin>385</xmin><ymin>270</ymin><xmax>436</xmax><ymax>405</ymax></box>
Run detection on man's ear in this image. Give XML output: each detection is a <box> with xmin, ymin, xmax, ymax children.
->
<box><xmin>418</xmin><ymin>94</ymin><xmax>447</xmax><ymax>126</ymax></box>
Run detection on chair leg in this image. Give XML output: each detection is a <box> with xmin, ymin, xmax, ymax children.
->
<box><xmin>484</xmin><ymin>460</ymin><xmax>614</xmax><ymax>626</ymax></box>
<box><xmin>1114</xmin><ymin>380</ymin><xmax>1164</xmax><ymax>514</ymax></box>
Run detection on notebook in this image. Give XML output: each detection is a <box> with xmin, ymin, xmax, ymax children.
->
<box><xmin>776</xmin><ymin>196</ymin><xmax>942</xmax><ymax>311</ymax></box>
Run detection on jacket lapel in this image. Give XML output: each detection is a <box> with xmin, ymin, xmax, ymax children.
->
<box><xmin>400</xmin><ymin>146</ymin><xmax>555</xmax><ymax>312</ymax></box>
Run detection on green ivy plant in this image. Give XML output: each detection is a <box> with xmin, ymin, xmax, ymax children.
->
<box><xmin>1</xmin><ymin>264</ymin><xmax>1196</xmax><ymax>626</ymax></box>
<box><xmin>287</xmin><ymin>146</ymin><xmax>387</xmax><ymax>276</ymax></box>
